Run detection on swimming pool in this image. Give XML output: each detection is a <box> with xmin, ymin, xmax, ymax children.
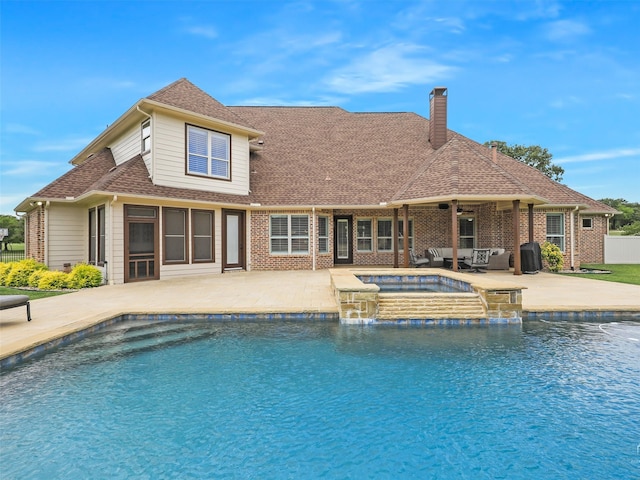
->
<box><xmin>1</xmin><ymin>320</ymin><xmax>639</xmax><ymax>478</ymax></box>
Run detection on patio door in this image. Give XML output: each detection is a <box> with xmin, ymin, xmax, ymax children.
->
<box><xmin>334</xmin><ymin>215</ymin><xmax>352</xmax><ymax>264</ymax></box>
<box><xmin>124</xmin><ymin>205</ymin><xmax>159</xmax><ymax>283</ymax></box>
<box><xmin>222</xmin><ymin>209</ymin><xmax>246</xmax><ymax>271</ymax></box>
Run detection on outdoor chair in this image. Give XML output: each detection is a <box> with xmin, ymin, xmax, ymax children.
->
<box><xmin>409</xmin><ymin>249</ymin><xmax>430</xmax><ymax>268</ymax></box>
<box><xmin>462</xmin><ymin>248</ymin><xmax>491</xmax><ymax>273</ymax></box>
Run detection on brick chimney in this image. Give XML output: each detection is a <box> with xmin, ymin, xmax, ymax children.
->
<box><xmin>429</xmin><ymin>87</ymin><xmax>448</xmax><ymax>149</ymax></box>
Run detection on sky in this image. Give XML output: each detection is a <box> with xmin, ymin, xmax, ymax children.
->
<box><xmin>1</xmin><ymin>0</ymin><xmax>639</xmax><ymax>215</ymax></box>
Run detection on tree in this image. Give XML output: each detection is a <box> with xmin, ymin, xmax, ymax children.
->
<box><xmin>484</xmin><ymin>140</ymin><xmax>564</xmax><ymax>182</ymax></box>
<box><xmin>0</xmin><ymin>214</ymin><xmax>25</xmax><ymax>248</ymax></box>
<box><xmin>598</xmin><ymin>198</ymin><xmax>640</xmax><ymax>232</ymax></box>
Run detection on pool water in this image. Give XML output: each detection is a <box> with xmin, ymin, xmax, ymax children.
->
<box><xmin>1</xmin><ymin>320</ymin><xmax>639</xmax><ymax>479</ymax></box>
<box><xmin>376</xmin><ymin>282</ymin><xmax>466</xmax><ymax>293</ymax></box>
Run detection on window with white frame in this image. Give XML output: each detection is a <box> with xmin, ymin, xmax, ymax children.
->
<box><xmin>141</xmin><ymin>119</ymin><xmax>151</xmax><ymax>153</ymax></box>
<box><xmin>88</xmin><ymin>205</ymin><xmax>105</xmax><ymax>265</ymax></box>
<box><xmin>377</xmin><ymin>219</ymin><xmax>393</xmax><ymax>252</ymax></box>
<box><xmin>187</xmin><ymin>124</ymin><xmax>231</xmax><ymax>180</ymax></box>
<box><xmin>582</xmin><ymin>217</ymin><xmax>593</xmax><ymax>229</ymax></box>
<box><xmin>317</xmin><ymin>216</ymin><xmax>329</xmax><ymax>254</ymax></box>
<box><xmin>398</xmin><ymin>218</ymin><xmax>414</xmax><ymax>252</ymax></box>
<box><xmin>458</xmin><ymin>217</ymin><xmax>475</xmax><ymax>248</ymax></box>
<box><xmin>270</xmin><ymin>214</ymin><xmax>309</xmax><ymax>254</ymax></box>
<box><xmin>163</xmin><ymin>207</ymin><xmax>187</xmax><ymax>263</ymax></box>
<box><xmin>546</xmin><ymin>213</ymin><xmax>565</xmax><ymax>251</ymax></box>
<box><xmin>357</xmin><ymin>219</ymin><xmax>373</xmax><ymax>252</ymax></box>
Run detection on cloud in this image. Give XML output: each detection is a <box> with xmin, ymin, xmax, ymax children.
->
<box><xmin>184</xmin><ymin>25</ymin><xmax>218</xmax><ymax>39</ymax></box>
<box><xmin>543</xmin><ymin>19</ymin><xmax>591</xmax><ymax>42</ymax></box>
<box><xmin>237</xmin><ymin>95</ymin><xmax>345</xmax><ymax>107</ymax></box>
<box><xmin>325</xmin><ymin>44</ymin><xmax>454</xmax><ymax>94</ymax></box>
<box><xmin>555</xmin><ymin>147</ymin><xmax>640</xmax><ymax>164</ymax></box>
<box><xmin>33</xmin><ymin>137</ymin><xmax>93</xmax><ymax>153</ymax></box>
<box><xmin>4</xmin><ymin>123</ymin><xmax>40</xmax><ymax>135</ymax></box>
<box><xmin>1</xmin><ymin>160</ymin><xmax>66</xmax><ymax>176</ymax></box>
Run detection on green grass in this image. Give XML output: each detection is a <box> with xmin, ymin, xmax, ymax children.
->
<box><xmin>558</xmin><ymin>264</ymin><xmax>640</xmax><ymax>286</ymax></box>
<box><xmin>0</xmin><ymin>286</ymin><xmax>70</xmax><ymax>300</ymax></box>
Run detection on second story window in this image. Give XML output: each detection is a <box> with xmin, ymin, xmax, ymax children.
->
<box><xmin>141</xmin><ymin>119</ymin><xmax>151</xmax><ymax>153</ymax></box>
<box><xmin>187</xmin><ymin>125</ymin><xmax>231</xmax><ymax>180</ymax></box>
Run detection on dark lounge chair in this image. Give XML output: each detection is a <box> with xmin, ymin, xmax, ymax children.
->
<box><xmin>0</xmin><ymin>295</ymin><xmax>32</xmax><ymax>321</ymax></box>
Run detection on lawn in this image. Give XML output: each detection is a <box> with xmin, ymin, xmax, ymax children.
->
<box><xmin>558</xmin><ymin>264</ymin><xmax>640</xmax><ymax>286</ymax></box>
<box><xmin>0</xmin><ymin>286</ymin><xmax>70</xmax><ymax>300</ymax></box>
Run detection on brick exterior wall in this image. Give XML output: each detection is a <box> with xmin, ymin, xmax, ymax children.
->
<box><xmin>25</xmin><ymin>207</ymin><xmax>45</xmax><ymax>263</ymax></box>
<box><xmin>578</xmin><ymin>215</ymin><xmax>607</xmax><ymax>264</ymax></box>
<box><xmin>249</xmin><ymin>205</ymin><xmax>607</xmax><ymax>271</ymax></box>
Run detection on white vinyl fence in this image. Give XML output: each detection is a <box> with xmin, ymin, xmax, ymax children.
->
<box><xmin>604</xmin><ymin>235</ymin><xmax>640</xmax><ymax>264</ymax></box>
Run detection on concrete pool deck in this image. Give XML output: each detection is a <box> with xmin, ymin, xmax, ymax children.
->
<box><xmin>2</xmin><ymin>268</ymin><xmax>640</xmax><ymax>362</ymax></box>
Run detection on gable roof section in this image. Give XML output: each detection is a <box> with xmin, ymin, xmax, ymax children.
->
<box><xmin>391</xmin><ymin>134</ymin><xmax>545</xmax><ymax>204</ymax></box>
<box><xmin>146</xmin><ymin>78</ymin><xmax>256</xmax><ymax>131</ymax></box>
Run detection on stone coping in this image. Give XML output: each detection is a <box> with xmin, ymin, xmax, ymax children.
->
<box><xmin>329</xmin><ymin>268</ymin><xmax>526</xmax><ymax>293</ymax></box>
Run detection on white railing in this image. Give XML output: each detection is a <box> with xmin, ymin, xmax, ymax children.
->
<box><xmin>604</xmin><ymin>235</ymin><xmax>640</xmax><ymax>264</ymax></box>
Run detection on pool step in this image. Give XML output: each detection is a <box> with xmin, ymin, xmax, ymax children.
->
<box><xmin>377</xmin><ymin>293</ymin><xmax>486</xmax><ymax>320</ymax></box>
<box><xmin>71</xmin><ymin>323</ymin><xmax>216</xmax><ymax>363</ymax></box>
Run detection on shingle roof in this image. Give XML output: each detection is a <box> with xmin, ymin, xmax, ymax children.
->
<box><xmin>25</xmin><ymin>79</ymin><xmax>616</xmax><ymax>214</ymax></box>
<box><xmin>147</xmin><ymin>78</ymin><xmax>256</xmax><ymax>130</ymax></box>
<box><xmin>34</xmin><ymin>148</ymin><xmax>260</xmax><ymax>206</ymax></box>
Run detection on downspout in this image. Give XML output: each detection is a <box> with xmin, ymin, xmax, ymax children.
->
<box><xmin>312</xmin><ymin>207</ymin><xmax>316</xmax><ymax>271</ymax></box>
<box><xmin>570</xmin><ymin>205</ymin><xmax>579</xmax><ymax>270</ymax></box>
<box><xmin>108</xmin><ymin>195</ymin><xmax>118</xmax><ymax>285</ymax></box>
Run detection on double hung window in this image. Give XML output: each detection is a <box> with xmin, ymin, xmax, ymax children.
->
<box><xmin>270</xmin><ymin>215</ymin><xmax>309</xmax><ymax>254</ymax></box>
<box><xmin>141</xmin><ymin>120</ymin><xmax>151</xmax><ymax>153</ymax></box>
<box><xmin>458</xmin><ymin>217</ymin><xmax>475</xmax><ymax>248</ymax></box>
<box><xmin>317</xmin><ymin>216</ymin><xmax>329</xmax><ymax>254</ymax></box>
<box><xmin>547</xmin><ymin>213</ymin><xmax>565</xmax><ymax>251</ymax></box>
<box><xmin>357</xmin><ymin>219</ymin><xmax>373</xmax><ymax>252</ymax></box>
<box><xmin>187</xmin><ymin>125</ymin><xmax>231</xmax><ymax>179</ymax></box>
<box><xmin>377</xmin><ymin>219</ymin><xmax>393</xmax><ymax>252</ymax></box>
<box><xmin>88</xmin><ymin>205</ymin><xmax>105</xmax><ymax>265</ymax></box>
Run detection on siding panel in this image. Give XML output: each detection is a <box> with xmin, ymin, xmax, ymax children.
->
<box><xmin>47</xmin><ymin>206</ymin><xmax>85</xmax><ymax>270</ymax></box>
<box><xmin>153</xmin><ymin>114</ymin><xmax>250</xmax><ymax>195</ymax></box>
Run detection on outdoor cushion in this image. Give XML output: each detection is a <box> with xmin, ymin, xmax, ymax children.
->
<box><xmin>0</xmin><ymin>295</ymin><xmax>32</xmax><ymax>321</ymax></box>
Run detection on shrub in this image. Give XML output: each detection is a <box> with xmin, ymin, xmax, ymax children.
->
<box><xmin>541</xmin><ymin>241</ymin><xmax>564</xmax><ymax>272</ymax></box>
<box><xmin>28</xmin><ymin>269</ymin><xmax>48</xmax><ymax>288</ymax></box>
<box><xmin>37</xmin><ymin>271</ymin><xmax>70</xmax><ymax>290</ymax></box>
<box><xmin>0</xmin><ymin>262</ymin><xmax>16</xmax><ymax>286</ymax></box>
<box><xmin>5</xmin><ymin>259</ymin><xmax>48</xmax><ymax>287</ymax></box>
<box><xmin>68</xmin><ymin>263</ymin><xmax>102</xmax><ymax>288</ymax></box>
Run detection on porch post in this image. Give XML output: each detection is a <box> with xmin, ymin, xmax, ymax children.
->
<box><xmin>513</xmin><ymin>200</ymin><xmax>522</xmax><ymax>275</ymax></box>
<box><xmin>451</xmin><ymin>199</ymin><xmax>459</xmax><ymax>271</ymax></box>
<box><xmin>393</xmin><ymin>208</ymin><xmax>399</xmax><ymax>268</ymax></box>
<box><xmin>528</xmin><ymin>203</ymin><xmax>534</xmax><ymax>243</ymax></box>
<box><xmin>403</xmin><ymin>204</ymin><xmax>409</xmax><ymax>267</ymax></box>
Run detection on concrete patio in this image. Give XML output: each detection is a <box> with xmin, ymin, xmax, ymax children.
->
<box><xmin>2</xmin><ymin>269</ymin><xmax>640</xmax><ymax>363</ymax></box>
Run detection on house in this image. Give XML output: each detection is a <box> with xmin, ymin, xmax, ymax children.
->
<box><xmin>15</xmin><ymin>79</ymin><xmax>616</xmax><ymax>284</ymax></box>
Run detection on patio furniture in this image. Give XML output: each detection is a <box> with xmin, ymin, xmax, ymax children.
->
<box><xmin>462</xmin><ymin>248</ymin><xmax>492</xmax><ymax>273</ymax></box>
<box><xmin>409</xmin><ymin>249</ymin><xmax>430</xmax><ymax>268</ymax></box>
<box><xmin>0</xmin><ymin>295</ymin><xmax>32</xmax><ymax>321</ymax></box>
<box><xmin>428</xmin><ymin>247</ymin><xmax>511</xmax><ymax>270</ymax></box>
<box><xmin>487</xmin><ymin>250</ymin><xmax>511</xmax><ymax>270</ymax></box>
